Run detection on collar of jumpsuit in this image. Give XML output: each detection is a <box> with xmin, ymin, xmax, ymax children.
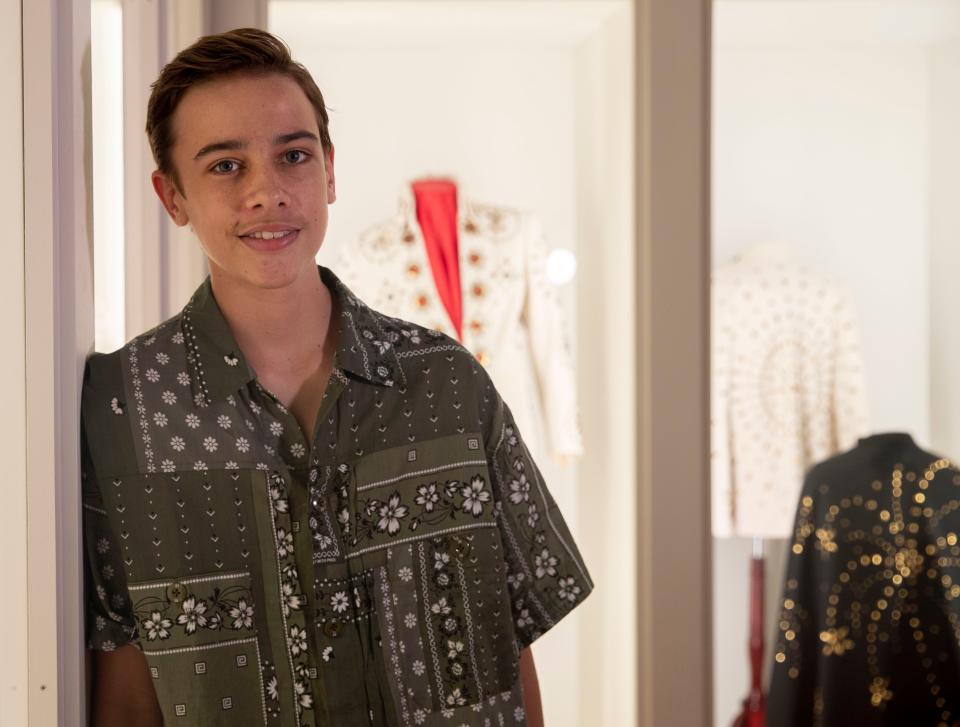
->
<box><xmin>80</xmin><ymin>264</ymin><xmax>592</xmax><ymax>727</ymax></box>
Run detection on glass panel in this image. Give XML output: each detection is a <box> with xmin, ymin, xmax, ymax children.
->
<box><xmin>712</xmin><ymin>2</ymin><xmax>960</xmax><ymax>724</ymax></box>
<box><xmin>91</xmin><ymin>0</ymin><xmax>125</xmax><ymax>352</ymax></box>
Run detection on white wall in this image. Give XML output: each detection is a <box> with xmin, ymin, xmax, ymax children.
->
<box><xmin>574</xmin><ymin>9</ymin><xmax>636</xmax><ymax>727</ymax></box>
<box><xmin>270</xmin><ymin>2</ymin><xmax>633</xmax><ymax>725</ymax></box>
<box><xmin>929</xmin><ymin>38</ymin><xmax>960</xmax><ymax>460</ymax></box>
<box><xmin>712</xmin><ymin>3</ymin><xmax>948</xmax><ymax>724</ymax></box>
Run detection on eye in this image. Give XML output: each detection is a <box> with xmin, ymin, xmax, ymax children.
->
<box><xmin>284</xmin><ymin>149</ymin><xmax>310</xmax><ymax>164</ymax></box>
<box><xmin>211</xmin><ymin>159</ymin><xmax>240</xmax><ymax>174</ymax></box>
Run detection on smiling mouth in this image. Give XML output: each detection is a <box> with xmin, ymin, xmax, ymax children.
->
<box><xmin>239</xmin><ymin>229</ymin><xmax>299</xmax><ymax>251</ymax></box>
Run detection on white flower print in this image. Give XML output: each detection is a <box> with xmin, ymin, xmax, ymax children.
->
<box><xmin>512</xmin><ymin>456</ymin><xmax>524</xmax><ymax>473</ymax></box>
<box><xmin>217</xmin><ymin>414</ymin><xmax>232</xmax><ymax>430</ymax></box>
<box><xmin>445</xmin><ymin>689</ymin><xmax>467</xmax><ymax>707</ymax></box>
<box><xmin>514</xmin><ymin>706</ymin><xmax>526</xmax><ymax>722</ymax></box>
<box><xmin>288</xmin><ymin>624</ymin><xmax>308</xmax><ymax>656</ymax></box>
<box><xmin>434</xmin><ymin>552</ymin><xmax>450</xmax><ymax>571</ymax></box>
<box><xmin>155</xmin><ymin>352</ymin><xmax>170</xmax><ymax>365</ymax></box>
<box><xmin>431</xmin><ymin>598</ymin><xmax>452</xmax><ymax>616</ymax></box>
<box><xmin>269</xmin><ymin>421</ymin><xmax>283</xmax><ymax>437</ymax></box>
<box><xmin>101</xmin><ymin>564</ymin><xmax>114</xmax><ymax>581</ymax></box>
<box><xmin>412</xmin><ymin>660</ymin><xmax>426</xmax><ymax>676</ymax></box>
<box><xmin>461</xmin><ymin>475</ymin><xmax>490</xmax><ymax>516</ymax></box>
<box><xmin>377</xmin><ymin>492</ymin><xmax>409</xmax><ymax>535</ymax></box>
<box><xmin>505</xmin><ymin>426</ymin><xmax>518</xmax><ymax>447</ymax></box>
<box><xmin>95</xmin><ymin>615</ymin><xmax>106</xmax><ymax>631</ymax></box>
<box><xmin>256</xmin><ymin>462</ymin><xmax>270</xmax><ymax>471</ymax></box>
<box><xmin>193</xmin><ymin>392</ymin><xmax>206</xmax><ymax>407</ymax></box>
<box><xmin>527</xmin><ymin>503</ymin><xmax>540</xmax><ymax>528</ymax></box>
<box><xmin>142</xmin><ymin>611</ymin><xmax>172</xmax><ymax>641</ymax></box>
<box><xmin>281</xmin><ymin>580</ymin><xmax>304</xmax><ymax>616</ymax></box>
<box><xmin>171</xmin><ymin>331</ymin><xmax>184</xmax><ymax>345</ymax></box>
<box><xmin>176</xmin><ymin>596</ymin><xmax>208</xmax><ymax>634</ymax></box>
<box><xmin>266</xmin><ymin>675</ymin><xmax>279</xmax><ymax>701</ymax></box>
<box><xmin>96</xmin><ymin>537</ymin><xmax>110</xmax><ymax>554</ymax></box>
<box><xmin>225</xmin><ymin>460</ymin><xmax>238</xmax><ymax>470</ymax></box>
<box><xmin>415</xmin><ymin>483</ymin><xmax>440</xmax><ymax>512</ymax></box>
<box><xmin>145</xmin><ymin>369</ymin><xmax>160</xmax><ymax>383</ymax></box>
<box><xmin>101</xmin><ymin>640</ymin><xmax>116</xmax><ymax>652</ymax></box>
<box><xmin>534</xmin><ymin>548</ymin><xmax>558</xmax><ymax>579</ymax></box>
<box><xmin>295</xmin><ymin>678</ymin><xmax>313</xmax><ymax>709</ymax></box>
<box><xmin>330</xmin><ymin>591</ymin><xmax>350</xmax><ymax>614</ymax></box>
<box><xmin>404</xmin><ymin>613</ymin><xmax>417</xmax><ymax>629</ymax></box>
<box><xmin>290</xmin><ymin>442</ymin><xmax>306</xmax><ymax>459</ymax></box>
<box><xmin>337</xmin><ymin>508</ymin><xmax>351</xmax><ymax>527</ymax></box>
<box><xmin>144</xmin><ymin>335</ymin><xmax>156</xmax><ymax>346</ymax></box>
<box><xmin>235</xmin><ymin>437</ymin><xmax>250</xmax><ymax>453</ymax></box>
<box><xmin>202</xmin><ymin>436</ymin><xmax>218</xmax><ymax>452</ymax></box>
<box><xmin>185</xmin><ymin>413</ymin><xmax>201</xmax><ymax>429</ymax></box>
<box><xmin>170</xmin><ymin>436</ymin><xmax>186</xmax><ymax>452</ymax></box>
<box><xmin>229</xmin><ymin>599</ymin><xmax>254</xmax><ymax>629</ymax></box>
<box><xmin>176</xmin><ymin>371</ymin><xmax>190</xmax><ymax>386</ymax></box>
<box><xmin>250</xmin><ymin>401</ymin><xmax>261</xmax><ymax>415</ymax></box>
<box><xmin>397</xmin><ymin>566</ymin><xmax>413</xmax><ymax>582</ymax></box>
<box><xmin>508</xmin><ymin>474</ymin><xmax>530</xmax><ymax>505</ymax></box>
<box><xmin>152</xmin><ymin>412</ymin><xmax>168</xmax><ymax>427</ymax></box>
<box><xmin>322</xmin><ymin>646</ymin><xmax>334</xmax><ymax>662</ymax></box>
<box><xmin>276</xmin><ymin>528</ymin><xmax>294</xmax><ymax>559</ymax></box>
<box><xmin>557</xmin><ymin>577</ymin><xmax>581</xmax><ymax>603</ymax></box>
<box><xmin>226</xmin><ymin>394</ymin><xmax>236</xmax><ymax>406</ymax></box>
<box><xmin>161</xmin><ymin>390</ymin><xmax>177</xmax><ymax>405</ymax></box>
<box><xmin>96</xmin><ymin>585</ymin><xmax>107</xmax><ymax>601</ymax></box>
<box><xmin>160</xmin><ymin>459</ymin><xmax>175</xmax><ymax>473</ymax></box>
<box><xmin>447</xmin><ymin>640</ymin><xmax>465</xmax><ymax>659</ymax></box>
<box><xmin>193</xmin><ymin>461</ymin><xmax>207</xmax><ymax>471</ymax></box>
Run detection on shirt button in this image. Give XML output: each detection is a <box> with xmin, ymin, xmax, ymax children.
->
<box><xmin>323</xmin><ymin>618</ymin><xmax>343</xmax><ymax>639</ymax></box>
<box><xmin>166</xmin><ymin>582</ymin><xmax>187</xmax><ymax>604</ymax></box>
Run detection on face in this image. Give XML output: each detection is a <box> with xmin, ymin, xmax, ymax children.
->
<box><xmin>152</xmin><ymin>72</ymin><xmax>336</xmax><ymax>292</ymax></box>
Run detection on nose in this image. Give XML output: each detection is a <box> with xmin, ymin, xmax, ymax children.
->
<box><xmin>242</xmin><ymin>161</ymin><xmax>290</xmax><ymax>210</ymax></box>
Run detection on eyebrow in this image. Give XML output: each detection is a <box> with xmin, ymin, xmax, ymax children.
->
<box><xmin>193</xmin><ymin>130</ymin><xmax>321</xmax><ymax>160</ymax></box>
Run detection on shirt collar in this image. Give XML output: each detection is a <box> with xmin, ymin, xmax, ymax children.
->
<box><xmin>181</xmin><ymin>266</ymin><xmax>402</xmax><ymax>407</ymax></box>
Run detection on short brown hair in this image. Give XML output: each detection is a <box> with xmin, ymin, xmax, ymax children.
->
<box><xmin>146</xmin><ymin>28</ymin><xmax>332</xmax><ymax>192</ymax></box>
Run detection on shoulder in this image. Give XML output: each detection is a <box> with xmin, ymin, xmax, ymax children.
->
<box><xmin>82</xmin><ymin>313</ymin><xmax>187</xmax><ymax>475</ymax></box>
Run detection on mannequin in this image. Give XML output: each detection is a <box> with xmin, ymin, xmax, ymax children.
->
<box><xmin>335</xmin><ymin>178</ymin><xmax>584</xmax><ymax>466</ymax></box>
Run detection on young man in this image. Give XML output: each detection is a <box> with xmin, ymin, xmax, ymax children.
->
<box><xmin>82</xmin><ymin>28</ymin><xmax>591</xmax><ymax>727</ymax></box>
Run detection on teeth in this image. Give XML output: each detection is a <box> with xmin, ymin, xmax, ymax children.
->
<box><xmin>248</xmin><ymin>230</ymin><xmax>292</xmax><ymax>240</ymax></box>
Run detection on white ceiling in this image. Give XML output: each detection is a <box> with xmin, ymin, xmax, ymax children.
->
<box><xmin>270</xmin><ymin>0</ymin><xmax>628</xmax><ymax>47</ymax></box>
<box><xmin>716</xmin><ymin>0</ymin><xmax>960</xmax><ymax>47</ymax></box>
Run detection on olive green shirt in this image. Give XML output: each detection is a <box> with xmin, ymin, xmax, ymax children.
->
<box><xmin>82</xmin><ymin>266</ymin><xmax>592</xmax><ymax>727</ymax></box>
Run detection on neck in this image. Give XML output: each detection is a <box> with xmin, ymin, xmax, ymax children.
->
<box><xmin>209</xmin><ymin>263</ymin><xmax>333</xmax><ymax>373</ymax></box>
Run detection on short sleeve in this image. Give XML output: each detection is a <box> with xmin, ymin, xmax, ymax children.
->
<box><xmin>81</xmin><ymin>429</ymin><xmax>139</xmax><ymax>652</ymax></box>
<box><xmin>484</xmin><ymin>388</ymin><xmax>593</xmax><ymax>649</ymax></box>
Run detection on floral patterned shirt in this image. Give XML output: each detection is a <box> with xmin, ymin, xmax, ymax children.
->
<box><xmin>82</xmin><ymin>266</ymin><xmax>592</xmax><ymax>727</ymax></box>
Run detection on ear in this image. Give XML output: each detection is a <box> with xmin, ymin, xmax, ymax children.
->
<box><xmin>151</xmin><ymin>170</ymin><xmax>190</xmax><ymax>226</ymax></box>
<box><xmin>324</xmin><ymin>145</ymin><xmax>336</xmax><ymax>205</ymax></box>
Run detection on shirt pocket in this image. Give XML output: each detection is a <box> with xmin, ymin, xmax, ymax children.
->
<box><xmin>340</xmin><ymin>434</ymin><xmax>521</xmax><ymax>714</ymax></box>
<box><xmin>128</xmin><ymin>569</ymin><xmax>267</xmax><ymax>726</ymax></box>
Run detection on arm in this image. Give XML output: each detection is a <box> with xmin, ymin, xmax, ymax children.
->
<box><xmin>519</xmin><ymin>647</ymin><xmax>544</xmax><ymax>727</ymax></box>
<box><xmin>90</xmin><ymin>645</ymin><xmax>163</xmax><ymax>727</ymax></box>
